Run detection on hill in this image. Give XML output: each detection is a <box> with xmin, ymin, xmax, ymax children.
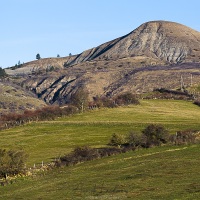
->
<box><xmin>4</xmin><ymin>21</ymin><xmax>200</xmax><ymax>105</ymax></box>
<box><xmin>0</xmin><ymin>99</ymin><xmax>200</xmax><ymax>165</ymax></box>
<box><xmin>0</xmin><ymin>99</ymin><xmax>200</xmax><ymax>199</ymax></box>
<box><xmin>66</xmin><ymin>20</ymin><xmax>200</xmax><ymax>65</ymax></box>
<box><xmin>0</xmin><ymin>80</ymin><xmax>46</xmax><ymax>115</ymax></box>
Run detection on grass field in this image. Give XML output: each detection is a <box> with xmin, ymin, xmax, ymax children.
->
<box><xmin>0</xmin><ymin>99</ymin><xmax>200</xmax><ymax>199</ymax></box>
<box><xmin>0</xmin><ymin>145</ymin><xmax>200</xmax><ymax>199</ymax></box>
<box><xmin>0</xmin><ymin>99</ymin><xmax>200</xmax><ymax>165</ymax></box>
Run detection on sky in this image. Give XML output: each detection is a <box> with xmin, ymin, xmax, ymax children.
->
<box><xmin>1</xmin><ymin>0</ymin><xmax>200</xmax><ymax>68</ymax></box>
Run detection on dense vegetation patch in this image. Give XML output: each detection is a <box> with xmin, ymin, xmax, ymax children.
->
<box><xmin>0</xmin><ymin>67</ymin><xmax>7</xmax><ymax>78</ymax></box>
<box><xmin>109</xmin><ymin>124</ymin><xmax>200</xmax><ymax>148</ymax></box>
<box><xmin>0</xmin><ymin>149</ymin><xmax>27</xmax><ymax>179</ymax></box>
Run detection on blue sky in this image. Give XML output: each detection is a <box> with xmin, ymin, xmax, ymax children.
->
<box><xmin>1</xmin><ymin>0</ymin><xmax>200</xmax><ymax>68</ymax></box>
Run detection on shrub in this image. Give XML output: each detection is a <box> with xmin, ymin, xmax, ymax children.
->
<box><xmin>142</xmin><ymin>124</ymin><xmax>169</xmax><ymax>147</ymax></box>
<box><xmin>109</xmin><ymin>133</ymin><xmax>127</xmax><ymax>147</ymax></box>
<box><xmin>194</xmin><ymin>100</ymin><xmax>200</xmax><ymax>107</ymax></box>
<box><xmin>115</xmin><ymin>92</ymin><xmax>140</xmax><ymax>106</ymax></box>
<box><xmin>57</xmin><ymin>146</ymin><xmax>100</xmax><ymax>166</ymax></box>
<box><xmin>126</xmin><ymin>131</ymin><xmax>147</xmax><ymax>148</ymax></box>
<box><xmin>170</xmin><ymin>130</ymin><xmax>200</xmax><ymax>145</ymax></box>
<box><xmin>56</xmin><ymin>146</ymin><xmax>124</xmax><ymax>167</ymax></box>
<box><xmin>99</xmin><ymin>96</ymin><xmax>116</xmax><ymax>108</ymax></box>
<box><xmin>0</xmin><ymin>149</ymin><xmax>28</xmax><ymax>179</ymax></box>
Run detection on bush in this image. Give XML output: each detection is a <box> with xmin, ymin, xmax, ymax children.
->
<box><xmin>58</xmin><ymin>146</ymin><xmax>100</xmax><ymax>166</ymax></box>
<box><xmin>170</xmin><ymin>130</ymin><xmax>200</xmax><ymax>145</ymax></box>
<box><xmin>0</xmin><ymin>149</ymin><xmax>28</xmax><ymax>179</ymax></box>
<box><xmin>109</xmin><ymin>133</ymin><xmax>127</xmax><ymax>147</ymax></box>
<box><xmin>99</xmin><ymin>96</ymin><xmax>116</xmax><ymax>108</ymax></box>
<box><xmin>142</xmin><ymin>124</ymin><xmax>169</xmax><ymax>147</ymax></box>
<box><xmin>115</xmin><ymin>92</ymin><xmax>140</xmax><ymax>106</ymax></box>
<box><xmin>194</xmin><ymin>100</ymin><xmax>200</xmax><ymax>107</ymax></box>
<box><xmin>56</xmin><ymin>146</ymin><xmax>124</xmax><ymax>167</ymax></box>
<box><xmin>126</xmin><ymin>131</ymin><xmax>147</xmax><ymax>148</ymax></box>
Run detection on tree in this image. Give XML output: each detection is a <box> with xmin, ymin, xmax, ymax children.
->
<box><xmin>115</xmin><ymin>92</ymin><xmax>140</xmax><ymax>105</ymax></box>
<box><xmin>0</xmin><ymin>149</ymin><xmax>28</xmax><ymax>179</ymax></box>
<box><xmin>57</xmin><ymin>54</ymin><xmax>60</xmax><ymax>58</ymax></box>
<box><xmin>36</xmin><ymin>53</ymin><xmax>41</xmax><ymax>60</ymax></box>
<box><xmin>0</xmin><ymin>67</ymin><xmax>7</xmax><ymax>78</ymax></box>
<box><xmin>142</xmin><ymin>124</ymin><xmax>169</xmax><ymax>147</ymax></box>
<box><xmin>71</xmin><ymin>87</ymin><xmax>89</xmax><ymax>112</ymax></box>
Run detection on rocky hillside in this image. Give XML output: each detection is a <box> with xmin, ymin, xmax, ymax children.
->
<box><xmin>0</xmin><ymin>80</ymin><xmax>46</xmax><ymax>115</ymax></box>
<box><xmin>4</xmin><ymin>21</ymin><xmax>200</xmax><ymax>105</ymax></box>
<box><xmin>65</xmin><ymin>21</ymin><xmax>200</xmax><ymax>65</ymax></box>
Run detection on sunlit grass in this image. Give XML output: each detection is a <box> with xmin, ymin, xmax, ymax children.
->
<box><xmin>0</xmin><ymin>99</ymin><xmax>200</xmax><ymax>166</ymax></box>
<box><xmin>0</xmin><ymin>145</ymin><xmax>200</xmax><ymax>199</ymax></box>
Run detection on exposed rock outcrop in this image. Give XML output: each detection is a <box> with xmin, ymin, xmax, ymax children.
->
<box><xmin>65</xmin><ymin>21</ymin><xmax>200</xmax><ymax>66</ymax></box>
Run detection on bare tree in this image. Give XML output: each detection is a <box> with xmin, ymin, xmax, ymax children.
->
<box><xmin>71</xmin><ymin>86</ymin><xmax>89</xmax><ymax>112</ymax></box>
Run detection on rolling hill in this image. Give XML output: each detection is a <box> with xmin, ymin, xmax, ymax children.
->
<box><xmin>4</xmin><ymin>20</ymin><xmax>200</xmax><ymax>106</ymax></box>
<box><xmin>0</xmin><ymin>99</ymin><xmax>200</xmax><ymax>199</ymax></box>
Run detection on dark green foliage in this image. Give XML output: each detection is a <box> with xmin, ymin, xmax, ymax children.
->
<box><xmin>109</xmin><ymin>133</ymin><xmax>126</xmax><ymax>147</ymax></box>
<box><xmin>109</xmin><ymin>124</ymin><xmax>170</xmax><ymax>148</ymax></box>
<box><xmin>56</xmin><ymin>146</ymin><xmax>123</xmax><ymax>167</ymax></box>
<box><xmin>126</xmin><ymin>131</ymin><xmax>147</xmax><ymax>148</ymax></box>
<box><xmin>57</xmin><ymin>146</ymin><xmax>99</xmax><ymax>166</ymax></box>
<box><xmin>46</xmin><ymin>66</ymin><xmax>55</xmax><ymax>72</ymax></box>
<box><xmin>142</xmin><ymin>124</ymin><xmax>169</xmax><ymax>147</ymax></box>
<box><xmin>0</xmin><ymin>67</ymin><xmax>7</xmax><ymax>78</ymax></box>
<box><xmin>36</xmin><ymin>53</ymin><xmax>41</xmax><ymax>60</ymax></box>
<box><xmin>0</xmin><ymin>149</ymin><xmax>27</xmax><ymax>178</ymax></box>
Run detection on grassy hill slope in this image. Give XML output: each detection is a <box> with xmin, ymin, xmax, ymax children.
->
<box><xmin>0</xmin><ymin>99</ymin><xmax>200</xmax><ymax>165</ymax></box>
<box><xmin>0</xmin><ymin>145</ymin><xmax>200</xmax><ymax>199</ymax></box>
<box><xmin>0</xmin><ymin>99</ymin><xmax>200</xmax><ymax>199</ymax></box>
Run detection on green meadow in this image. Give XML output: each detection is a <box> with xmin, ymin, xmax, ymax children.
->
<box><xmin>0</xmin><ymin>99</ymin><xmax>200</xmax><ymax>165</ymax></box>
<box><xmin>0</xmin><ymin>99</ymin><xmax>200</xmax><ymax>199</ymax></box>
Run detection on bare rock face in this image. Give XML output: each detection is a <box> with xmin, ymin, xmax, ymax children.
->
<box><xmin>67</xmin><ymin>21</ymin><xmax>200</xmax><ymax>65</ymax></box>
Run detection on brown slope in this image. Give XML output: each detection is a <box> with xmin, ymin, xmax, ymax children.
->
<box><xmin>4</xmin><ymin>21</ymin><xmax>200</xmax><ymax>105</ymax></box>
<box><xmin>66</xmin><ymin>21</ymin><xmax>200</xmax><ymax>65</ymax></box>
<box><xmin>0</xmin><ymin>81</ymin><xmax>46</xmax><ymax>114</ymax></box>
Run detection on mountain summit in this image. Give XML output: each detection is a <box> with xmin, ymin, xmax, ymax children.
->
<box><xmin>65</xmin><ymin>20</ymin><xmax>200</xmax><ymax>66</ymax></box>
